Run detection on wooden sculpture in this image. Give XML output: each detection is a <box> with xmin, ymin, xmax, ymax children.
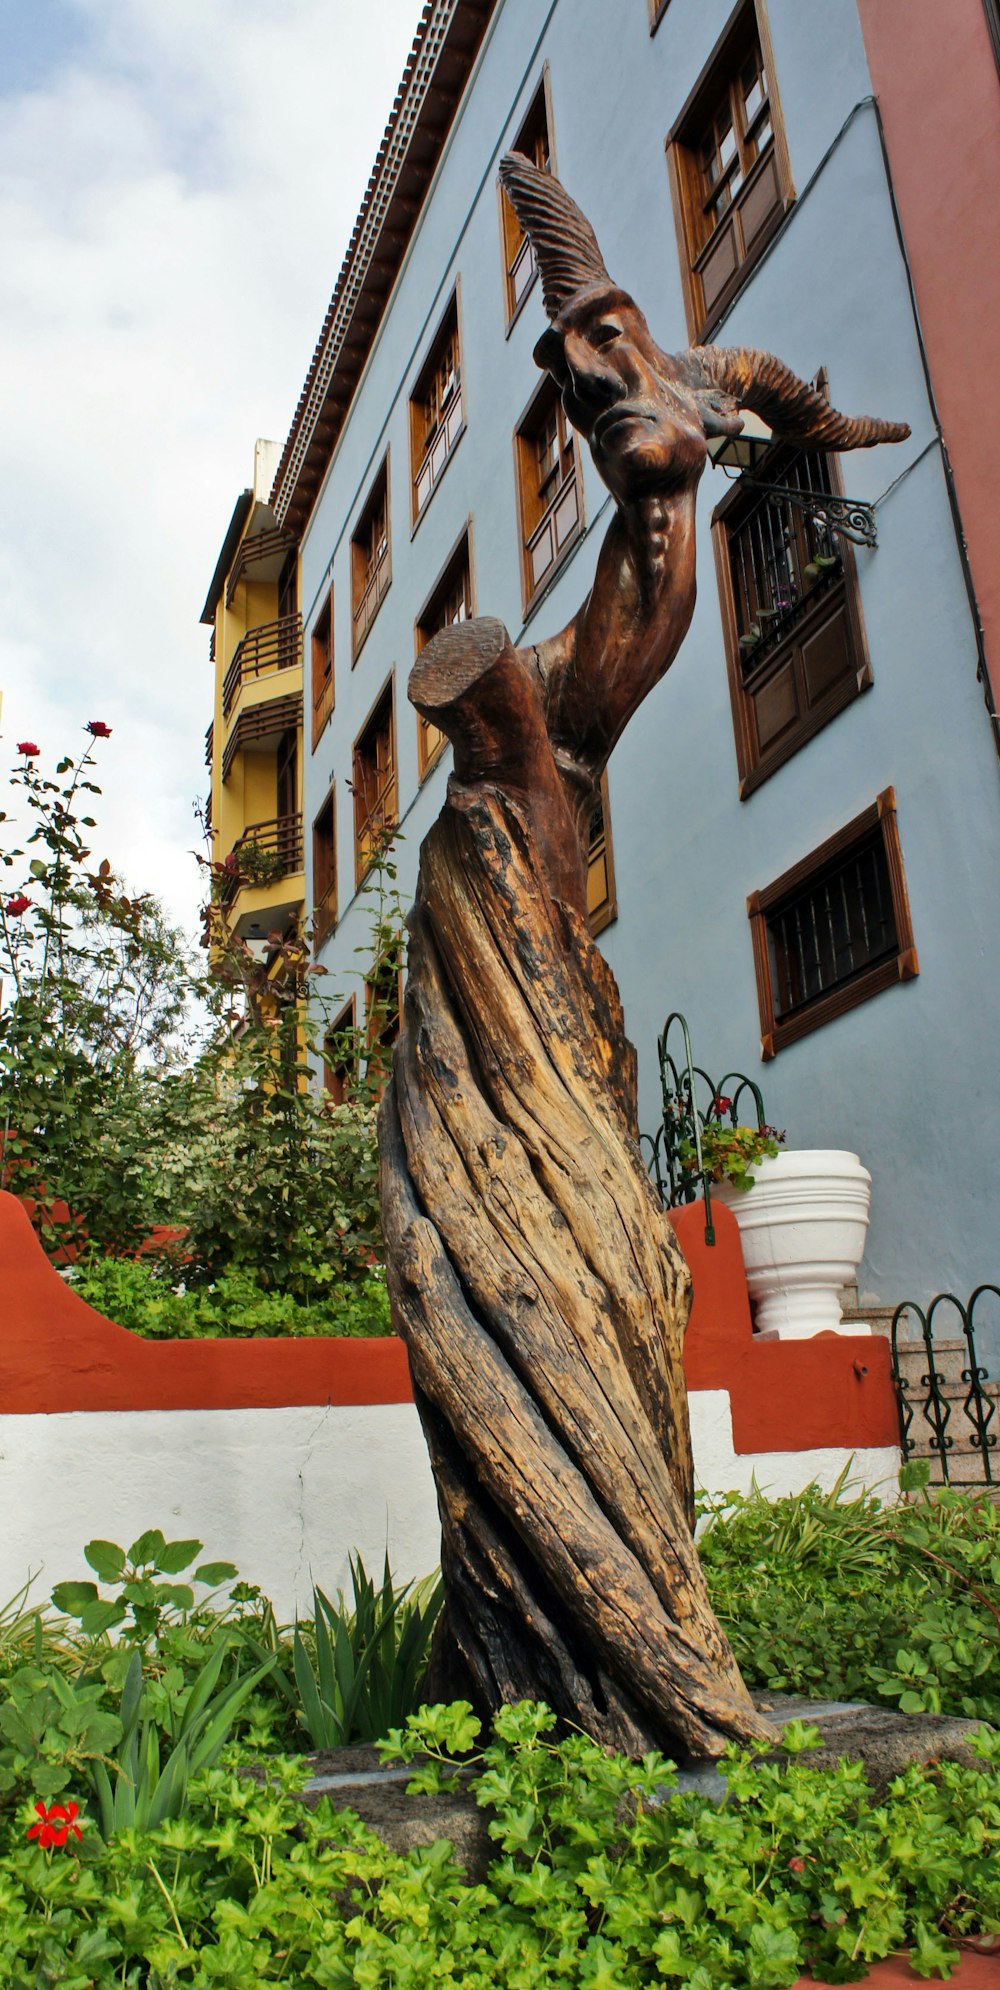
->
<box><xmin>379</xmin><ymin>153</ymin><xmax>908</xmax><ymax>1759</ymax></box>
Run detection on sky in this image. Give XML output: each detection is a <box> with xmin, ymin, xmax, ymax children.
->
<box><xmin>0</xmin><ymin>0</ymin><xmax>423</xmax><ymax>935</ymax></box>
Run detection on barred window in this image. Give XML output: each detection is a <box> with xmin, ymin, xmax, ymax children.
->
<box><xmin>748</xmin><ymin>791</ymin><xmax>918</xmax><ymax>1057</ymax></box>
<box><xmin>714</xmin><ymin>440</ymin><xmax>870</xmax><ymax>795</ymax></box>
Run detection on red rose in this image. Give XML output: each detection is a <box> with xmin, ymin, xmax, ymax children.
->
<box><xmin>16</xmin><ymin>741</ymin><xmax>40</xmax><ymax>757</ymax></box>
<box><xmin>27</xmin><ymin>1799</ymin><xmax>83</xmax><ymax>1848</ymax></box>
<box><xmin>86</xmin><ymin>720</ymin><xmax>113</xmax><ymax>738</ymax></box>
<box><xmin>5</xmin><ymin>894</ymin><xmax>31</xmax><ymax>917</ymax></box>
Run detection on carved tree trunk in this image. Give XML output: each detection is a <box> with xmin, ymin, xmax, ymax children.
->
<box><xmin>380</xmin><ymin>619</ymin><xmax>769</xmax><ymax>1759</ymax></box>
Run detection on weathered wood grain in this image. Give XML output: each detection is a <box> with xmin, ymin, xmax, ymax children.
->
<box><xmin>377</xmin><ymin>151</ymin><xmax>907</xmax><ymax>1758</ymax></box>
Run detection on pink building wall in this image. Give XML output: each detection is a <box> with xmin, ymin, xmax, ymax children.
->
<box><xmin>859</xmin><ymin>0</ymin><xmax>1000</xmax><ymax>731</ymax></box>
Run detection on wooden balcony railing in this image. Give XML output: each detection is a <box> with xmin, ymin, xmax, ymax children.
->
<box><xmin>352</xmin><ymin>547</ymin><xmax>390</xmax><ymax>659</ymax></box>
<box><xmin>219</xmin><ymin>814</ymin><xmax>304</xmax><ymax>909</ymax></box>
<box><xmin>222</xmin><ymin>614</ymin><xmax>303</xmax><ymax>718</ymax></box>
<box><xmin>225</xmin><ymin>525</ymin><xmax>297</xmax><ymax>607</ymax></box>
<box><xmin>525</xmin><ymin>466</ymin><xmax>580</xmax><ymax>599</ymax></box>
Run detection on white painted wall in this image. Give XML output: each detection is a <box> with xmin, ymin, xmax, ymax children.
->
<box><xmin>0</xmin><ymin>1394</ymin><xmax>898</xmax><ymax>1621</ymax></box>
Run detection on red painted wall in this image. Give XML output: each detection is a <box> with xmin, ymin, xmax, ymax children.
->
<box><xmin>859</xmin><ymin>0</ymin><xmax>1000</xmax><ymax>710</ymax></box>
<box><xmin>0</xmin><ymin>1190</ymin><xmax>898</xmax><ymax>1451</ymax></box>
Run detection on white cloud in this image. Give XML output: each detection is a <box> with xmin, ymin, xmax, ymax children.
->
<box><xmin>0</xmin><ymin>0</ymin><xmax>422</xmax><ymax>931</ymax></box>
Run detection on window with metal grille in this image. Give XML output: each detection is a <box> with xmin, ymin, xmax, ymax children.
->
<box><xmin>748</xmin><ymin>790</ymin><xmax>918</xmax><ymax>1057</ymax></box>
<box><xmin>311</xmin><ymin>587</ymin><xmax>334</xmax><ymax>747</ymax></box>
<box><xmin>351</xmin><ymin>459</ymin><xmax>391</xmax><ymax>661</ymax></box>
<box><xmin>415</xmin><ymin>530</ymin><xmax>473</xmax><ymax>776</ymax></box>
<box><xmin>352</xmin><ymin>680</ymin><xmax>397</xmax><ymax>885</ymax></box>
<box><xmin>500</xmin><ymin>78</ymin><xmax>553</xmax><ymax>325</ymax></box>
<box><xmin>713</xmin><ymin>437</ymin><xmax>870</xmax><ymax>795</ymax></box>
<box><xmin>515</xmin><ymin>377</ymin><xmax>583</xmax><ymax>614</ymax></box>
<box><xmin>586</xmin><ymin>775</ymin><xmax>617</xmax><ymax>937</ymax></box>
<box><xmin>410</xmin><ymin>298</ymin><xmax>464</xmax><ymax>523</ymax></box>
<box><xmin>666</xmin><ymin>3</ymin><xmax>793</xmax><ymax>340</ymax></box>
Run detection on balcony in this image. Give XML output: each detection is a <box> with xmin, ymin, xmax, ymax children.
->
<box><xmin>221</xmin><ymin>689</ymin><xmax>302</xmax><ymax>783</ymax></box>
<box><xmin>225</xmin><ymin>525</ymin><xmax>296</xmax><ymax>608</ymax></box>
<box><xmin>220</xmin><ymin>813</ymin><xmax>304</xmax><ymax>903</ymax></box>
<box><xmin>219</xmin><ymin>815</ymin><xmax>305</xmax><ymax>942</ymax></box>
<box><xmin>222</xmin><ymin>613</ymin><xmax>303</xmax><ymax>720</ymax></box>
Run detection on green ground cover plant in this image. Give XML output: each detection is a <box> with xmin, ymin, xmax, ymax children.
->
<box><xmin>0</xmin><ymin>1704</ymin><xmax>997</xmax><ymax>1985</ymax></box>
<box><xmin>70</xmin><ymin>1257</ymin><xmax>393</xmax><ymax>1341</ymax></box>
<box><xmin>1</xmin><ymin>1494</ymin><xmax>1000</xmax><ymax>1980</ymax></box>
<box><xmin>698</xmin><ymin>1474</ymin><xmax>1000</xmax><ymax>1727</ymax></box>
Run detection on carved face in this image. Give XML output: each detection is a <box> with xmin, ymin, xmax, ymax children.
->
<box><xmin>534</xmin><ymin>284</ymin><xmax>743</xmax><ymax>503</ymax></box>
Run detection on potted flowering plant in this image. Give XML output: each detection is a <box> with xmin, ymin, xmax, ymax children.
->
<box><xmin>679</xmin><ymin>1095</ymin><xmax>785</xmax><ymax>1194</ymax></box>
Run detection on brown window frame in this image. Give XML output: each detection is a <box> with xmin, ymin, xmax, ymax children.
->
<box><xmin>587</xmin><ymin>773</ymin><xmax>618</xmax><ymax>936</ymax></box>
<box><xmin>747</xmin><ymin>788</ymin><xmax>918</xmax><ymax>1060</ymax></box>
<box><xmin>351</xmin><ymin>455</ymin><xmax>391</xmax><ymax>663</ymax></box>
<box><xmin>514</xmin><ymin>376</ymin><xmax>585</xmax><ymax>618</ymax></box>
<box><xmin>323</xmin><ymin>996</ymin><xmax>356</xmax><ymax>1106</ymax></box>
<box><xmin>351</xmin><ymin>675</ymin><xmax>398</xmax><ymax>888</ymax></box>
<box><xmin>666</xmin><ymin>0</ymin><xmax>793</xmax><ymax>342</ymax></box>
<box><xmin>312</xmin><ymin>783</ymin><xmax>336</xmax><ymax>950</ymax></box>
<box><xmin>498</xmin><ymin>72</ymin><xmax>555</xmax><ymax>330</ymax></box>
<box><xmin>409</xmin><ymin>293</ymin><xmax>466</xmax><ymax>527</ymax></box>
<box><xmin>311</xmin><ymin>586</ymin><xmax>335</xmax><ymax>748</ymax></box>
<box><xmin>712</xmin><ymin>435</ymin><xmax>872</xmax><ymax>797</ymax></box>
<box><xmin>414</xmin><ymin>523</ymin><xmax>475</xmax><ymax>779</ymax></box>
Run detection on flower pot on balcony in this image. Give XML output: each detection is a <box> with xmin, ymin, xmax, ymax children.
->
<box><xmin>712</xmin><ymin>1149</ymin><xmax>872</xmax><ymax>1340</ymax></box>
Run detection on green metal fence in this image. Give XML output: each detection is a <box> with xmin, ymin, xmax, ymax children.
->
<box><xmin>891</xmin><ymin>1288</ymin><xmax>1000</xmax><ymax>1487</ymax></box>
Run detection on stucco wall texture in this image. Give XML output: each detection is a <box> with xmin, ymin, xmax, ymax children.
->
<box><xmin>859</xmin><ymin>0</ymin><xmax>1000</xmax><ymax>715</ymax></box>
<box><xmin>0</xmin><ymin>1399</ymin><xmax>897</xmax><ymax>1624</ymax></box>
<box><xmin>300</xmin><ymin>0</ymin><xmax>1000</xmax><ymax>1328</ymax></box>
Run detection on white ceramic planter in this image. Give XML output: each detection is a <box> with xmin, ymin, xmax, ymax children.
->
<box><xmin>712</xmin><ymin>1149</ymin><xmax>872</xmax><ymax>1340</ymax></box>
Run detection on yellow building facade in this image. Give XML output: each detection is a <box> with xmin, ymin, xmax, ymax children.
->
<box><xmin>202</xmin><ymin>439</ymin><xmax>305</xmax><ymax>950</ymax></box>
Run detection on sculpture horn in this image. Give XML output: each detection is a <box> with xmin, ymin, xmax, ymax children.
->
<box><xmin>499</xmin><ymin>151</ymin><xmax>612</xmax><ymax>316</ymax></box>
<box><xmin>691</xmin><ymin>344</ymin><xmax>910</xmax><ymax>451</ymax></box>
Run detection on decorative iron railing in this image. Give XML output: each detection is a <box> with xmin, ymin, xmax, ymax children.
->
<box><xmin>205</xmin><ymin>722</ymin><xmax>214</xmax><ymax>771</ymax></box>
<box><xmin>641</xmin><ymin>1011</ymin><xmax>768</xmax><ymax>1246</ymax></box>
<box><xmin>219</xmin><ymin>814</ymin><xmax>304</xmax><ymax>909</ymax></box>
<box><xmin>891</xmin><ymin>1288</ymin><xmax>1000</xmax><ymax>1487</ymax></box>
<box><xmin>222</xmin><ymin>614</ymin><xmax>303</xmax><ymax>718</ymax></box>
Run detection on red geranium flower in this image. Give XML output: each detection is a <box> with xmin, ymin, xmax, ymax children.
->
<box><xmin>711</xmin><ymin>1095</ymin><xmax>733</xmax><ymax>1115</ymax></box>
<box><xmin>788</xmin><ymin>1856</ymin><xmax>806</xmax><ymax>1873</ymax></box>
<box><xmin>27</xmin><ymin>1799</ymin><xmax>83</xmax><ymax>1848</ymax></box>
<box><xmin>5</xmin><ymin>894</ymin><xmax>31</xmax><ymax>917</ymax></box>
<box><xmin>16</xmin><ymin>741</ymin><xmax>40</xmax><ymax>757</ymax></box>
<box><xmin>86</xmin><ymin>720</ymin><xmax>112</xmax><ymax>738</ymax></box>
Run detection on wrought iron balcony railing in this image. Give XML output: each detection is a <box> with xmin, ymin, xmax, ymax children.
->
<box><xmin>219</xmin><ymin>814</ymin><xmax>304</xmax><ymax>909</ymax></box>
<box><xmin>222</xmin><ymin>614</ymin><xmax>303</xmax><ymax>718</ymax></box>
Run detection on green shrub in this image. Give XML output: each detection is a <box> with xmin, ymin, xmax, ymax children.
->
<box><xmin>698</xmin><ymin>1476</ymin><xmax>1000</xmax><ymax>1726</ymax></box>
<box><xmin>71</xmin><ymin>1254</ymin><xmax>393</xmax><ymax>1339</ymax></box>
<box><xmin>1</xmin><ymin>1706</ymin><xmax>997</xmax><ymax>1984</ymax></box>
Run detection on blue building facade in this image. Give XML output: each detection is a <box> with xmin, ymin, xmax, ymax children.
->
<box><xmin>265</xmin><ymin>0</ymin><xmax>998</xmax><ymax>1317</ymax></box>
